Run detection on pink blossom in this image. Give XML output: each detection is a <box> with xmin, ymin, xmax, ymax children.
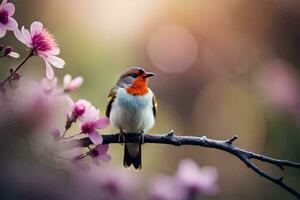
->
<box><xmin>97</xmin><ymin>167</ymin><xmax>139</xmax><ymax>198</ymax></box>
<box><xmin>14</xmin><ymin>21</ymin><xmax>65</xmax><ymax>79</ymax></box>
<box><xmin>176</xmin><ymin>159</ymin><xmax>218</xmax><ymax>195</ymax></box>
<box><xmin>72</xmin><ymin>166</ymin><xmax>139</xmax><ymax>199</ymax></box>
<box><xmin>89</xmin><ymin>144</ymin><xmax>111</xmax><ymax>165</ymax></box>
<box><xmin>0</xmin><ymin>45</ymin><xmax>19</xmax><ymax>58</ymax></box>
<box><xmin>80</xmin><ymin>107</ymin><xmax>109</xmax><ymax>144</ymax></box>
<box><xmin>150</xmin><ymin>176</ymin><xmax>187</xmax><ymax>200</ymax></box>
<box><xmin>0</xmin><ymin>0</ymin><xmax>17</xmax><ymax>38</ymax></box>
<box><xmin>2</xmin><ymin>45</ymin><xmax>19</xmax><ymax>58</ymax></box>
<box><xmin>64</xmin><ymin>98</ymin><xmax>92</xmax><ymax>131</ymax></box>
<box><xmin>63</xmin><ymin>74</ymin><xmax>83</xmax><ymax>92</ymax></box>
<box><xmin>256</xmin><ymin>60</ymin><xmax>300</xmax><ymax>113</ymax></box>
<box><xmin>5</xmin><ymin>80</ymin><xmax>59</xmax><ymax>130</ymax></box>
<box><xmin>70</xmin><ymin>99</ymin><xmax>92</xmax><ymax>119</ymax></box>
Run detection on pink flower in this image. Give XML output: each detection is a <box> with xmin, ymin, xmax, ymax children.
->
<box><xmin>0</xmin><ymin>0</ymin><xmax>17</xmax><ymax>38</ymax></box>
<box><xmin>63</xmin><ymin>74</ymin><xmax>83</xmax><ymax>92</ymax></box>
<box><xmin>89</xmin><ymin>144</ymin><xmax>111</xmax><ymax>165</ymax></box>
<box><xmin>70</xmin><ymin>99</ymin><xmax>92</xmax><ymax>118</ymax></box>
<box><xmin>14</xmin><ymin>21</ymin><xmax>65</xmax><ymax>79</ymax></box>
<box><xmin>256</xmin><ymin>59</ymin><xmax>300</xmax><ymax>113</ymax></box>
<box><xmin>97</xmin><ymin>167</ymin><xmax>139</xmax><ymax>198</ymax></box>
<box><xmin>176</xmin><ymin>159</ymin><xmax>218</xmax><ymax>195</ymax></box>
<box><xmin>150</xmin><ymin>176</ymin><xmax>187</xmax><ymax>200</ymax></box>
<box><xmin>72</xmin><ymin>166</ymin><xmax>139</xmax><ymax>199</ymax></box>
<box><xmin>80</xmin><ymin>107</ymin><xmax>109</xmax><ymax>144</ymax></box>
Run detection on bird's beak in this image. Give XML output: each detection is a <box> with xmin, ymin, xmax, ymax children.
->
<box><xmin>143</xmin><ymin>72</ymin><xmax>155</xmax><ymax>79</ymax></box>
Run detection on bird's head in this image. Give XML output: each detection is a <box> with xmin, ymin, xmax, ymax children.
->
<box><xmin>117</xmin><ymin>67</ymin><xmax>155</xmax><ymax>96</ymax></box>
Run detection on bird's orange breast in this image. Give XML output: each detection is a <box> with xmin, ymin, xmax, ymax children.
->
<box><xmin>126</xmin><ymin>77</ymin><xmax>149</xmax><ymax>96</ymax></box>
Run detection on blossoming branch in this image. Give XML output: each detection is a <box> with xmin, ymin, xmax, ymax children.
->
<box><xmin>1</xmin><ymin>1</ymin><xmax>300</xmax><ymax>200</ymax></box>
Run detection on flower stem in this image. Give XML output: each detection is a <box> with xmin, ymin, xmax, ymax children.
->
<box><xmin>71</xmin><ymin>152</ymin><xmax>89</xmax><ymax>162</ymax></box>
<box><xmin>61</xmin><ymin>128</ymin><xmax>68</xmax><ymax>139</ymax></box>
<box><xmin>62</xmin><ymin>132</ymin><xmax>83</xmax><ymax>140</ymax></box>
<box><xmin>0</xmin><ymin>50</ymin><xmax>34</xmax><ymax>88</ymax></box>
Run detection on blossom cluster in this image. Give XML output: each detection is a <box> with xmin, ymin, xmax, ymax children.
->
<box><xmin>42</xmin><ymin>74</ymin><xmax>111</xmax><ymax>165</ymax></box>
<box><xmin>150</xmin><ymin>159</ymin><xmax>218</xmax><ymax>200</ymax></box>
<box><xmin>0</xmin><ymin>0</ymin><xmax>64</xmax><ymax>81</ymax></box>
<box><xmin>0</xmin><ymin>0</ymin><xmax>111</xmax><ymax>165</ymax></box>
<box><xmin>0</xmin><ymin>1</ymin><xmax>219</xmax><ymax>200</ymax></box>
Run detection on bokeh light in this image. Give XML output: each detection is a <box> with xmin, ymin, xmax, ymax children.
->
<box><xmin>147</xmin><ymin>25</ymin><xmax>198</xmax><ymax>73</ymax></box>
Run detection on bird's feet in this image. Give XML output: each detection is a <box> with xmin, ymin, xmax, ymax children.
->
<box><xmin>138</xmin><ymin>131</ymin><xmax>145</xmax><ymax>144</ymax></box>
<box><xmin>118</xmin><ymin>131</ymin><xmax>125</xmax><ymax>144</ymax></box>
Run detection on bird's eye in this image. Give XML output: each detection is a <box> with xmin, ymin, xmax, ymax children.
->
<box><xmin>130</xmin><ymin>74</ymin><xmax>138</xmax><ymax>78</ymax></box>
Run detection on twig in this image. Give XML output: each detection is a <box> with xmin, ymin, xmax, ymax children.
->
<box><xmin>63</xmin><ymin>131</ymin><xmax>300</xmax><ymax>199</ymax></box>
<box><xmin>0</xmin><ymin>50</ymin><xmax>34</xmax><ymax>88</ymax></box>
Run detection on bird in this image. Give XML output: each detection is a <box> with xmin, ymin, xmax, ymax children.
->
<box><xmin>105</xmin><ymin>67</ymin><xmax>157</xmax><ymax>170</ymax></box>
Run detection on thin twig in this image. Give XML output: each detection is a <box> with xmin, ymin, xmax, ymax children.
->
<box><xmin>63</xmin><ymin>131</ymin><xmax>300</xmax><ymax>199</ymax></box>
<box><xmin>62</xmin><ymin>132</ymin><xmax>82</xmax><ymax>140</ymax></box>
<box><xmin>0</xmin><ymin>50</ymin><xmax>34</xmax><ymax>88</ymax></box>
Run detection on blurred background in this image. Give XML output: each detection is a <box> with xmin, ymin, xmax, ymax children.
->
<box><xmin>1</xmin><ymin>0</ymin><xmax>300</xmax><ymax>199</ymax></box>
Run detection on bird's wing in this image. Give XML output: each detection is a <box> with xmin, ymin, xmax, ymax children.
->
<box><xmin>105</xmin><ymin>87</ymin><xmax>118</xmax><ymax>118</ymax></box>
<box><xmin>152</xmin><ymin>94</ymin><xmax>158</xmax><ymax>118</ymax></box>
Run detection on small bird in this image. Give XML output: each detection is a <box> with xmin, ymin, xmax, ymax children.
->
<box><xmin>105</xmin><ymin>67</ymin><xmax>157</xmax><ymax>170</ymax></box>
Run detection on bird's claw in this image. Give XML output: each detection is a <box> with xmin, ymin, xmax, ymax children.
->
<box><xmin>118</xmin><ymin>132</ymin><xmax>125</xmax><ymax>144</ymax></box>
<box><xmin>139</xmin><ymin>131</ymin><xmax>145</xmax><ymax>144</ymax></box>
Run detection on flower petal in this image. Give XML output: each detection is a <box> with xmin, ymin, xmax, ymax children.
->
<box><xmin>68</xmin><ymin>76</ymin><xmax>83</xmax><ymax>90</ymax></box>
<box><xmin>91</xmin><ymin>156</ymin><xmax>100</xmax><ymax>165</ymax></box>
<box><xmin>63</xmin><ymin>74</ymin><xmax>72</xmax><ymax>88</ymax></box>
<box><xmin>95</xmin><ymin>144</ymin><xmax>109</xmax><ymax>152</ymax></box>
<box><xmin>3</xmin><ymin>2</ymin><xmax>15</xmax><ymax>16</ymax></box>
<box><xmin>48</xmin><ymin>47</ymin><xmax>60</xmax><ymax>55</ymax></box>
<box><xmin>30</xmin><ymin>21</ymin><xmax>43</xmax><ymax>35</ymax></box>
<box><xmin>13</xmin><ymin>28</ymin><xmax>26</xmax><ymax>44</ymax></box>
<box><xmin>44</xmin><ymin>59</ymin><xmax>54</xmax><ymax>80</ymax></box>
<box><xmin>88</xmin><ymin>131</ymin><xmax>103</xmax><ymax>145</ymax></box>
<box><xmin>99</xmin><ymin>153</ymin><xmax>111</xmax><ymax>162</ymax></box>
<box><xmin>79</xmin><ymin>107</ymin><xmax>100</xmax><ymax>123</ymax></box>
<box><xmin>96</xmin><ymin>145</ymin><xmax>111</xmax><ymax>162</ymax></box>
<box><xmin>94</xmin><ymin>117</ymin><xmax>110</xmax><ymax>129</ymax></box>
<box><xmin>5</xmin><ymin>17</ymin><xmax>17</xmax><ymax>30</ymax></box>
<box><xmin>46</xmin><ymin>54</ymin><xmax>65</xmax><ymax>68</ymax></box>
<box><xmin>8</xmin><ymin>51</ymin><xmax>20</xmax><ymax>58</ymax></box>
<box><xmin>0</xmin><ymin>25</ymin><xmax>6</xmax><ymax>38</ymax></box>
<box><xmin>21</xmin><ymin>26</ymin><xmax>32</xmax><ymax>45</ymax></box>
<box><xmin>0</xmin><ymin>0</ymin><xmax>7</xmax><ymax>7</ymax></box>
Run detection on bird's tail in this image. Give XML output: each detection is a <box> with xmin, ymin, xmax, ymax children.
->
<box><xmin>123</xmin><ymin>143</ymin><xmax>141</xmax><ymax>170</ymax></box>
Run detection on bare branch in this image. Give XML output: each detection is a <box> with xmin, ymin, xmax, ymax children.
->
<box><xmin>63</xmin><ymin>131</ymin><xmax>300</xmax><ymax>199</ymax></box>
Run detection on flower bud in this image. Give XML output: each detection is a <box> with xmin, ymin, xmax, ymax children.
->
<box><xmin>3</xmin><ymin>46</ymin><xmax>12</xmax><ymax>56</ymax></box>
<box><xmin>73</xmin><ymin>104</ymin><xmax>85</xmax><ymax>117</ymax></box>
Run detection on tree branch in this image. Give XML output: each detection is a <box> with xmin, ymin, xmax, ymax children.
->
<box><xmin>63</xmin><ymin>131</ymin><xmax>300</xmax><ymax>199</ymax></box>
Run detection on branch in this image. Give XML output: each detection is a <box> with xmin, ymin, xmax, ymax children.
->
<box><xmin>63</xmin><ymin>131</ymin><xmax>300</xmax><ymax>199</ymax></box>
<box><xmin>0</xmin><ymin>50</ymin><xmax>33</xmax><ymax>88</ymax></box>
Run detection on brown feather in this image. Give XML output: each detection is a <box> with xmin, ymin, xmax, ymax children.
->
<box><xmin>105</xmin><ymin>87</ymin><xmax>117</xmax><ymax>118</ymax></box>
<box><xmin>152</xmin><ymin>94</ymin><xmax>158</xmax><ymax>118</ymax></box>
